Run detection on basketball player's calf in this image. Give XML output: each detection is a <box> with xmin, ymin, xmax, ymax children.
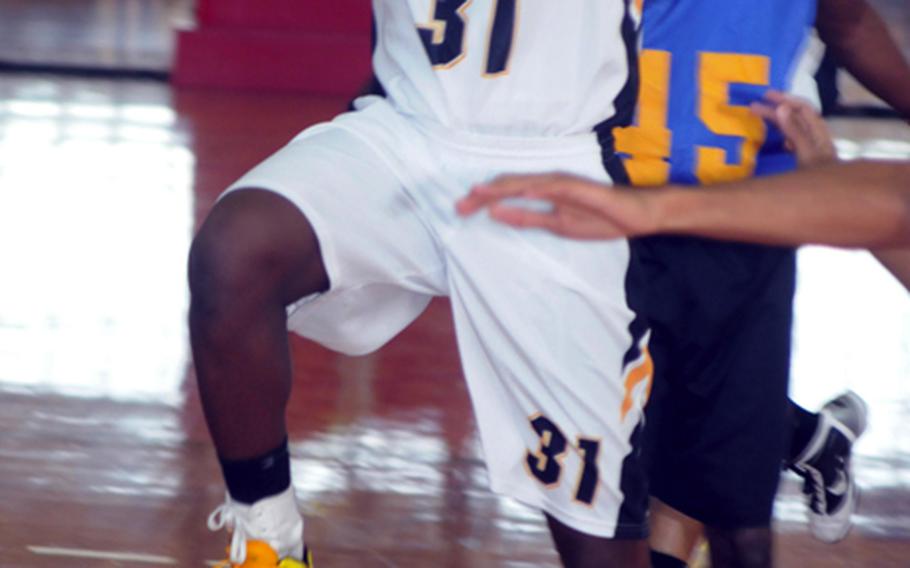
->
<box><xmin>704</xmin><ymin>526</ymin><xmax>772</xmax><ymax>568</ymax></box>
<box><xmin>188</xmin><ymin>188</ymin><xmax>327</xmax><ymax>565</ymax></box>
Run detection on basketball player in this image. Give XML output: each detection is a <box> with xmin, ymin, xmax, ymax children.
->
<box><xmin>604</xmin><ymin>0</ymin><xmax>910</xmax><ymax>566</ymax></box>
<box><xmin>614</xmin><ymin>2</ymin><xmax>863</xmax><ymax>564</ymax></box>
<box><xmin>458</xmin><ymin>80</ymin><xmax>909</xmax><ymax>568</ymax></box>
<box><xmin>190</xmin><ymin>2</ymin><xmax>656</xmax><ymax>567</ymax></box>
<box><xmin>463</xmin><ymin>0</ymin><xmax>910</xmax><ymax>564</ymax></box>
<box><xmin>632</xmin><ymin>0</ymin><xmax>910</xmax><ymax>563</ymax></box>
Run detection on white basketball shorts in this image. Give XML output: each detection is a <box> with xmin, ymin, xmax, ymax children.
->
<box><xmin>225</xmin><ymin>96</ymin><xmax>653</xmax><ymax>539</ymax></box>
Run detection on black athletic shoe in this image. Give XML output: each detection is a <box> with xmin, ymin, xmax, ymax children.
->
<box><xmin>790</xmin><ymin>391</ymin><xmax>867</xmax><ymax>543</ymax></box>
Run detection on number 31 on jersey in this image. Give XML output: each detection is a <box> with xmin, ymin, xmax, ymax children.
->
<box><xmin>417</xmin><ymin>0</ymin><xmax>519</xmax><ymax>77</ymax></box>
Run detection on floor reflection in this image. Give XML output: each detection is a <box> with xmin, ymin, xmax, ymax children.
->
<box><xmin>0</xmin><ymin>76</ymin><xmax>193</xmax><ymax>404</ymax></box>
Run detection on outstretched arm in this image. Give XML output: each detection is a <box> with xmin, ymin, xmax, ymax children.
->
<box><xmin>457</xmin><ymin>94</ymin><xmax>910</xmax><ymax>249</ymax></box>
<box><xmin>457</xmin><ymin>161</ymin><xmax>910</xmax><ymax>248</ymax></box>
<box><xmin>639</xmin><ymin>161</ymin><xmax>910</xmax><ymax>247</ymax></box>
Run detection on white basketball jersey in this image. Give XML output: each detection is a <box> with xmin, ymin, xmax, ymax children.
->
<box><xmin>372</xmin><ymin>0</ymin><xmax>636</xmax><ymax>137</ymax></box>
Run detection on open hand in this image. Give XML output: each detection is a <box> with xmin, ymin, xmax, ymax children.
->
<box><xmin>456</xmin><ymin>173</ymin><xmax>659</xmax><ymax>240</ymax></box>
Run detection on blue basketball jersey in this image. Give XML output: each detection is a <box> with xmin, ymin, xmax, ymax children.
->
<box><xmin>616</xmin><ymin>0</ymin><xmax>817</xmax><ymax>186</ymax></box>
<box><xmin>619</xmin><ymin>0</ymin><xmax>818</xmax><ymax>399</ymax></box>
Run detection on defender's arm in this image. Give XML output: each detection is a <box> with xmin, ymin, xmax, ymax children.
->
<box><xmin>457</xmin><ymin>161</ymin><xmax>910</xmax><ymax>249</ymax></box>
<box><xmin>649</xmin><ymin>161</ymin><xmax>910</xmax><ymax>248</ymax></box>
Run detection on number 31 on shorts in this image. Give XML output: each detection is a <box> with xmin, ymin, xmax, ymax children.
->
<box><xmin>525</xmin><ymin>414</ymin><xmax>602</xmax><ymax>506</ymax></box>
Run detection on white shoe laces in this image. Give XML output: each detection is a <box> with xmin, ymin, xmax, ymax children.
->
<box><xmin>207</xmin><ymin>497</ymin><xmax>251</xmax><ymax>564</ymax></box>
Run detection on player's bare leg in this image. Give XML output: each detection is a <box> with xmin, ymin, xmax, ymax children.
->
<box><xmin>545</xmin><ymin>514</ymin><xmax>649</xmax><ymax>568</ymax></box>
<box><xmin>190</xmin><ymin>188</ymin><xmax>328</xmax><ymax>461</ymax></box>
<box><xmin>188</xmin><ymin>188</ymin><xmax>329</xmax><ymax>565</ymax></box>
<box><xmin>649</xmin><ymin>498</ymin><xmax>703</xmax><ymax>567</ymax></box>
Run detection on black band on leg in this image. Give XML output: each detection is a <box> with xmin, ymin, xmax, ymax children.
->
<box><xmin>219</xmin><ymin>437</ymin><xmax>292</xmax><ymax>504</ymax></box>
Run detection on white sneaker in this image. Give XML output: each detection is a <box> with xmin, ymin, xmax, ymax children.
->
<box><xmin>208</xmin><ymin>486</ymin><xmax>305</xmax><ymax>565</ymax></box>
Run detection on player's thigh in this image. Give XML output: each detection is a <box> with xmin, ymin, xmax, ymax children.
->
<box><xmin>221</xmin><ymin>123</ymin><xmax>445</xmax><ymax>355</ymax></box>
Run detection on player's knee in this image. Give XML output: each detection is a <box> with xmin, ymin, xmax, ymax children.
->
<box><xmin>187</xmin><ymin>226</ymin><xmax>247</xmax><ymax>317</ymax></box>
<box><xmin>188</xmin><ymin>189</ymin><xmax>328</xmax><ymax>318</ymax></box>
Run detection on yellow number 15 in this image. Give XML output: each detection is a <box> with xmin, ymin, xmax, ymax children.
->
<box><xmin>614</xmin><ymin>50</ymin><xmax>770</xmax><ymax>186</ymax></box>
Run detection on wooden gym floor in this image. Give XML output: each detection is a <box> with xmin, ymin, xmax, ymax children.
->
<box><xmin>0</xmin><ymin>2</ymin><xmax>908</xmax><ymax>567</ymax></box>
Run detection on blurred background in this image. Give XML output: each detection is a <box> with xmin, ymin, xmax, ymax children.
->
<box><xmin>0</xmin><ymin>1</ymin><xmax>907</xmax><ymax>566</ymax></box>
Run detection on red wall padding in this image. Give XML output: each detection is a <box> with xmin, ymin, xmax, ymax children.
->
<box><xmin>197</xmin><ymin>0</ymin><xmax>372</xmax><ymax>34</ymax></box>
<box><xmin>174</xmin><ymin>0</ymin><xmax>372</xmax><ymax>94</ymax></box>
